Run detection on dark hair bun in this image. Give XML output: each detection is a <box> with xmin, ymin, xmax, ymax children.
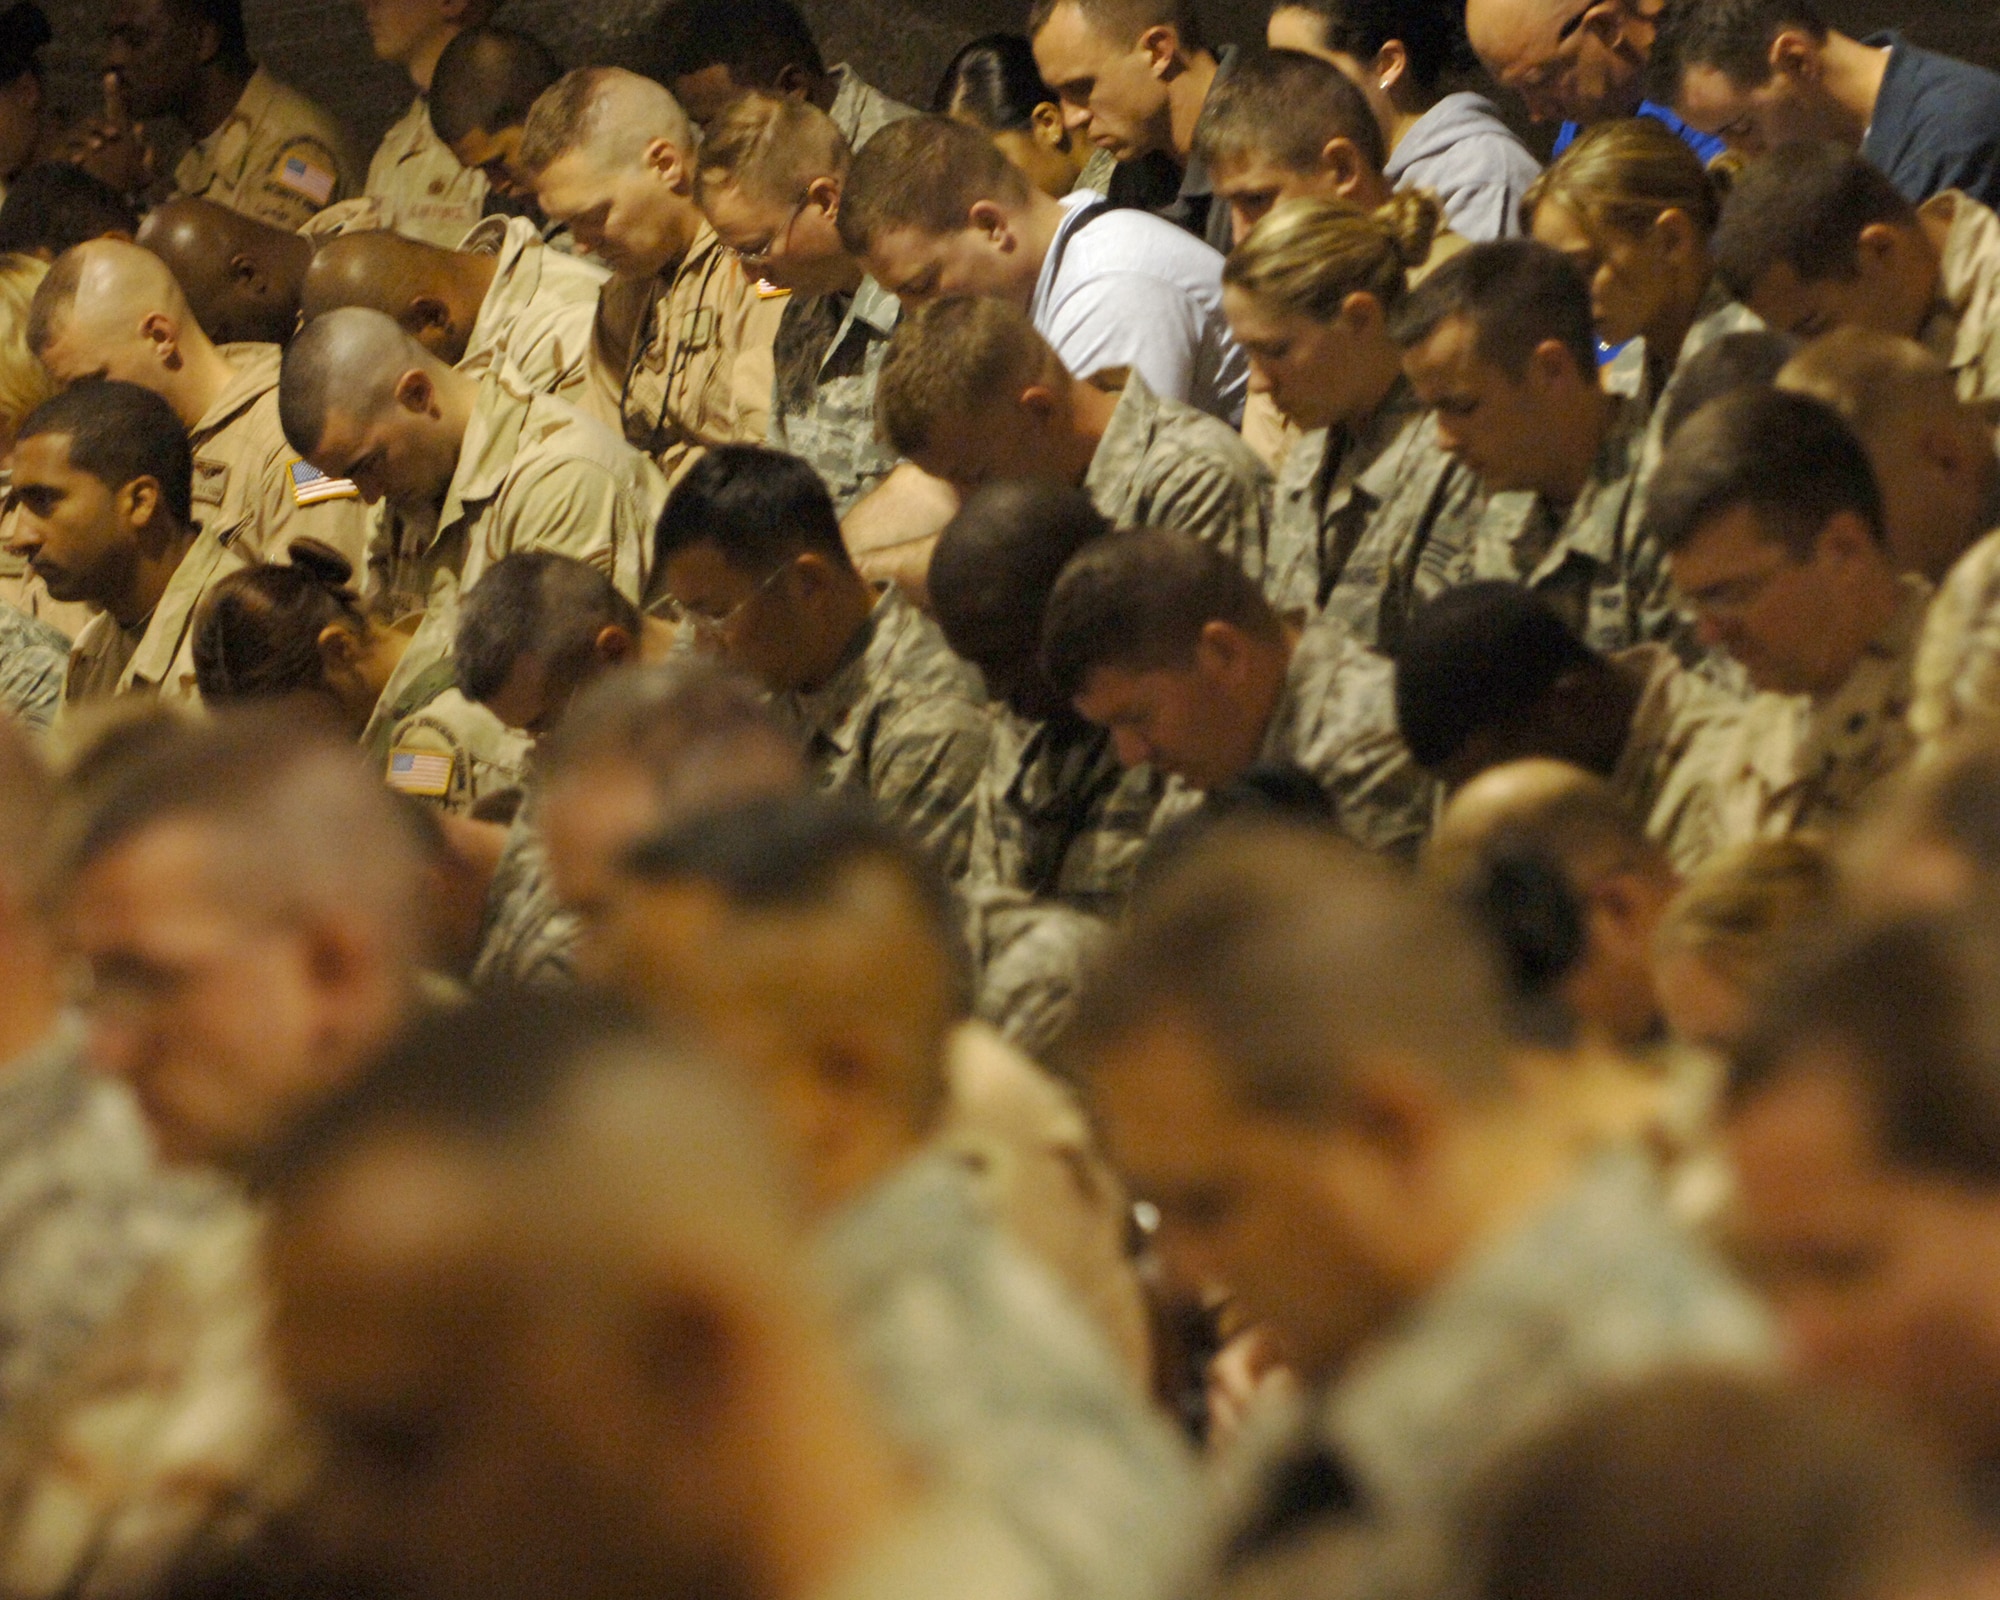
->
<box><xmin>285</xmin><ymin>537</ymin><xmax>355</xmax><ymax>589</ymax></box>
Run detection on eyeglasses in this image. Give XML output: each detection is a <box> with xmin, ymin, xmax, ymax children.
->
<box><xmin>655</xmin><ymin>561</ymin><xmax>792</xmax><ymax>640</ymax></box>
<box><xmin>732</xmin><ymin>196</ymin><xmax>809</xmax><ymax>273</ymax></box>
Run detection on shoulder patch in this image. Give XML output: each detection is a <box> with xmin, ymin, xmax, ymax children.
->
<box><xmin>274</xmin><ymin>151</ymin><xmax>336</xmax><ymax>206</ymax></box>
<box><xmin>290</xmin><ymin>458</ymin><xmax>359</xmax><ymax>506</ymax></box>
<box><xmin>387</xmin><ymin>746</ymin><xmax>454</xmax><ymax>797</ymax></box>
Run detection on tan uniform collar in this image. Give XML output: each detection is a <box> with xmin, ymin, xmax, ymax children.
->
<box><xmin>193</xmin><ymin>343</ymin><xmax>281</xmax><ymax>444</ymax></box>
<box><xmin>123</xmin><ymin>532</ymin><xmax>240</xmax><ymax>693</ymax></box>
<box><xmin>438</xmin><ymin>373</ymin><xmax>533</xmax><ymax>532</ymax></box>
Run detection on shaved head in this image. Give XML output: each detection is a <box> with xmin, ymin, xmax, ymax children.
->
<box><xmin>279</xmin><ymin>306</ymin><xmax>437</xmax><ymax>457</ymax></box>
<box><xmin>1466</xmin><ymin>0</ymin><xmax>1648</xmax><ymax>123</ymax></box>
<box><xmin>1466</xmin><ymin>0</ymin><xmax>1577</xmax><ymax>71</ymax></box>
<box><xmin>136</xmin><ymin>197</ymin><xmax>312</xmax><ymax>348</ymax></box>
<box><xmin>300</xmin><ymin>231</ymin><xmax>496</xmax><ymax>365</ymax></box>
<box><xmin>518</xmin><ymin>66</ymin><xmax>694</xmax><ymax>180</ymax></box>
<box><xmin>28</xmin><ymin>236</ymin><xmax>197</xmax><ymax>368</ymax></box>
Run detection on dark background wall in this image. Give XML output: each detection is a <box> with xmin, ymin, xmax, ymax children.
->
<box><xmin>29</xmin><ymin>0</ymin><xmax>2000</xmax><ymax>168</ymax></box>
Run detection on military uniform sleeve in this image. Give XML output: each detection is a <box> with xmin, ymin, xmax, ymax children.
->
<box><xmin>256</xmin><ymin>439</ymin><xmax>370</xmax><ymax>574</ymax></box>
<box><xmin>1133</xmin><ymin>437</ymin><xmax>1275</xmax><ymax>590</ymax></box>
<box><xmin>384</xmin><ymin>689</ymin><xmax>531</xmax><ymax>819</ymax></box>
<box><xmin>490</xmin><ymin>456</ymin><xmax>651</xmax><ymax>603</ymax></box>
<box><xmin>1913</xmin><ymin>529</ymin><xmax>2000</xmax><ymax>749</ymax></box>
<box><xmin>865</xmin><ymin>698</ymin><xmax>996</xmax><ymax>883</ymax></box>
<box><xmin>247</xmin><ymin>135</ymin><xmax>347</xmax><ymax>231</ymax></box>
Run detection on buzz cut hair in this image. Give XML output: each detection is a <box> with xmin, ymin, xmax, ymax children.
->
<box><xmin>1648</xmin><ymin>0</ymin><xmax>1827</xmax><ymax>100</ymax></box>
<box><xmin>836</xmin><ymin>114</ymin><xmax>1031</xmax><ymax>258</ymax></box>
<box><xmin>874</xmin><ymin>296</ymin><xmax>1062</xmax><ymax>459</ymax></box>
<box><xmin>1026</xmin><ymin>0</ymin><xmax>1204</xmax><ymax>55</ymax></box>
<box><xmin>1388</xmin><ymin>238</ymin><xmax>1598</xmax><ymax>382</ymax></box>
<box><xmin>429</xmin><ymin>24</ymin><xmax>564</xmax><ymax>146</ymax></box>
<box><xmin>1040</xmin><ymin>527</ymin><xmax>1282</xmax><ymax>702</ymax></box>
<box><xmin>454</xmin><ymin>550</ymin><xmax>641</xmax><ymax>708</ymax></box>
<box><xmin>517</xmin><ymin>66</ymin><xmax>692</xmax><ymax>180</ymax></box>
<box><xmin>1711</xmin><ymin>142</ymin><xmax>1915</xmax><ymax>301</ymax></box>
<box><xmin>652</xmin><ymin>444</ymin><xmax>852</xmax><ymax>581</ymax></box>
<box><xmin>1642</xmin><ymin>385</ymin><xmax>1884</xmax><ymax>560</ymax></box>
<box><xmin>694</xmin><ymin>91</ymin><xmax>851</xmax><ymax>209</ymax></box>
<box><xmin>1191</xmin><ymin>45</ymin><xmax>1386</xmax><ymax>177</ymax></box>
<box><xmin>16</xmin><ymin>379</ymin><xmax>194</xmax><ymax>526</ymax></box>
<box><xmin>23</xmin><ymin>242</ymin><xmax>83</xmax><ymax>357</ymax></box>
<box><xmin>278</xmin><ymin>306</ymin><xmax>421</xmax><ymax>458</ymax></box>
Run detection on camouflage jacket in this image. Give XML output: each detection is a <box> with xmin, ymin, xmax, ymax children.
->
<box><xmin>767</xmin><ymin>275</ymin><xmax>902</xmax><ymax>513</ymax></box>
<box><xmin>1606</xmin><ymin>644</ymin><xmax>1754</xmax><ymax>876</ymax></box>
<box><xmin>1270</xmin><ymin>380</ymin><xmax>1484</xmax><ymax>651</ymax></box>
<box><xmin>0</xmin><ymin>600</ymin><xmax>69</xmax><ymax>732</ymax></box>
<box><xmin>774</xmin><ymin>586</ymin><xmax>994</xmax><ymax>880</ymax></box>
<box><xmin>1918</xmin><ymin>190</ymin><xmax>2000</xmax><ymax>406</ymax></box>
<box><xmin>1913</xmin><ymin>523</ymin><xmax>2000</xmax><ymax>752</ymax></box>
<box><xmin>468</xmin><ymin>785</ymin><xmax>578</xmax><ymax>991</ymax></box>
<box><xmin>817</xmin><ymin>1147</ymin><xmax>1199</xmax><ymax>1600</ymax></box>
<box><xmin>1256</xmin><ymin>620</ymin><xmax>1436</xmax><ymax>859</ymax></box>
<box><xmin>1082</xmin><ymin>372</ymin><xmax>1275</xmax><ymax>595</ymax></box>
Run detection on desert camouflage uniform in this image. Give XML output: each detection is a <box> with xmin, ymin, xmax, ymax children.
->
<box><xmin>608</xmin><ymin>223</ymin><xmax>785</xmax><ymax>488</ymax></box>
<box><xmin>767</xmin><ymin>275</ymin><xmax>902</xmax><ymax>513</ymax></box>
<box><xmin>0</xmin><ymin>599</ymin><xmax>69</xmax><ymax>731</ymax></box>
<box><xmin>1081</xmin><ymin>371</ymin><xmax>1275</xmax><ymax>594</ymax></box>
<box><xmin>191</xmin><ymin>344</ymin><xmax>367</xmax><ymax>568</ymax></box>
<box><xmin>772</xmin><ymin>585</ymin><xmax>993</xmax><ymax>879</ymax></box>
<box><xmin>818</xmin><ymin>1146</ymin><xmax>1200</xmax><ymax>1600</ymax></box>
<box><xmin>1917</xmin><ymin>190</ymin><xmax>2000</xmax><ymax>405</ymax></box>
<box><xmin>457</xmin><ymin>214</ymin><xmax>609</xmax><ymax>408</ymax></box>
<box><xmin>1606</xmin><ymin>643</ymin><xmax>1754</xmax><ymax>875</ymax></box>
<box><xmin>61</xmin><ymin>535</ymin><xmax>248</xmax><ymax>714</ymax></box>
<box><xmin>368</xmin><ymin>368</ymin><xmax>665</xmax><ymax>620</ymax></box>
<box><xmin>1271</xmin><ymin>381</ymin><xmax>1484</xmax><ymax>651</ymax></box>
<box><xmin>1456</xmin><ymin>397</ymin><xmax>1684</xmax><ymax>656</ymax></box>
<box><xmin>174</xmin><ymin>67</ymin><xmax>356</xmax><ymax>231</ymax></box>
<box><xmin>826</xmin><ymin>64</ymin><xmax>916</xmax><ymax>150</ymax></box>
<box><xmin>1254</xmin><ymin>619</ymin><xmax>1435</xmax><ymax>858</ymax></box>
<box><xmin>364</xmin><ymin>94</ymin><xmax>487</xmax><ymax>249</ymax></box>
<box><xmin>0</xmin><ymin>1023</ymin><xmax>217</xmax><ymax>1428</ymax></box>
<box><xmin>0</xmin><ymin>1200</ymin><xmax>306</xmax><ymax>1600</ymax></box>
<box><xmin>1913</xmin><ymin>525</ymin><xmax>2000</xmax><ymax>750</ymax></box>
<box><xmin>1696</xmin><ymin>576</ymin><xmax>1931</xmax><ymax>852</ymax></box>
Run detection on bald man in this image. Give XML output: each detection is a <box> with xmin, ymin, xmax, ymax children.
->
<box><xmin>301</xmin><ymin>219</ymin><xmax>607</xmax><ymax>409</ymax></box>
<box><xmin>136</xmin><ymin>196</ymin><xmax>310</xmax><ymax>347</ymax></box>
<box><xmin>1465</xmin><ymin>0</ymin><xmax>1722</xmax><ymax>161</ymax></box>
<box><xmin>26</xmin><ymin>238</ymin><xmax>367</xmax><ymax>567</ymax></box>
<box><xmin>360</xmin><ymin>0</ymin><xmax>493</xmax><ymax>248</ymax></box>
<box><xmin>519</xmin><ymin>67</ymin><xmax>784</xmax><ymax>487</ymax></box>
<box><xmin>1776</xmin><ymin>328</ymin><xmax>1999</xmax><ymax>585</ymax></box>
<box><xmin>279</xmin><ymin>307</ymin><xmax>664</xmax><ymax>629</ymax></box>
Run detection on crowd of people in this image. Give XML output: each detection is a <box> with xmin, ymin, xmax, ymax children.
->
<box><xmin>5</xmin><ymin>0</ymin><xmax>2000</xmax><ymax>1595</ymax></box>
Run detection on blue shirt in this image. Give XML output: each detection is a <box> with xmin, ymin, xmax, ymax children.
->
<box><xmin>1555</xmin><ymin>100</ymin><xmax>1725</xmax><ymax>164</ymax></box>
<box><xmin>1861</xmin><ymin>31</ymin><xmax>2000</xmax><ymax>211</ymax></box>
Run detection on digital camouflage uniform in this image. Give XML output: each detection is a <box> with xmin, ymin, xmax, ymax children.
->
<box><xmin>1223</xmin><ymin>1151</ymin><xmax>1772</xmax><ymax>1597</ymax></box>
<box><xmin>368</xmin><ymin>367</ymin><xmax>665</xmax><ymax>620</ymax></box>
<box><xmin>360</xmin><ymin>597</ymin><xmax>530</xmax><ymax>819</ymax></box>
<box><xmin>0</xmin><ymin>600</ymin><xmax>69</xmax><ymax>732</ymax></box>
<box><xmin>60</xmin><ymin>534</ymin><xmax>249</xmax><ymax>716</ymax></box>
<box><xmin>468</xmin><ymin>784</ymin><xmax>579</xmax><ymax>990</ymax></box>
<box><xmin>1605</xmin><ymin>643</ymin><xmax>1754</xmax><ymax>876</ymax></box>
<box><xmin>817</xmin><ymin>1146</ymin><xmax>1200</xmax><ymax>1600</ymax></box>
<box><xmin>825</xmin><ymin>65</ymin><xmax>917</xmax><ymax>151</ymax></box>
<box><xmin>767</xmin><ymin>275</ymin><xmax>902</xmax><ymax>513</ymax></box>
<box><xmin>174</xmin><ymin>67</ymin><xmax>357</xmax><ymax>231</ymax></box>
<box><xmin>1253</xmin><ymin>619</ymin><xmax>1436</xmax><ymax>859</ymax></box>
<box><xmin>1269</xmin><ymin>380</ymin><xmax>1484</xmax><ymax>651</ymax></box>
<box><xmin>773</xmin><ymin>585</ymin><xmax>994</xmax><ymax>880</ymax></box>
<box><xmin>192</xmin><ymin>344</ymin><xmax>367</xmax><ymax>568</ymax></box>
<box><xmin>364</xmin><ymin>94</ymin><xmax>488</xmax><ymax>250</ymax></box>
<box><xmin>1455</xmin><ymin>397</ymin><xmax>1686</xmax><ymax>657</ymax></box>
<box><xmin>0</xmin><ymin>1023</ymin><xmax>218</xmax><ymax>1429</ymax></box>
<box><xmin>457</xmin><ymin>215</ymin><xmax>609</xmax><ymax>409</ymax></box>
<box><xmin>1912</xmin><ymin>524</ymin><xmax>2000</xmax><ymax>751</ymax></box>
<box><xmin>1917</xmin><ymin>190</ymin><xmax>2000</xmax><ymax>405</ymax></box>
<box><xmin>607</xmin><ymin>223</ymin><xmax>785</xmax><ymax>489</ymax></box>
<box><xmin>1695</xmin><ymin>575</ymin><xmax>1931</xmax><ymax>853</ymax></box>
<box><xmin>1081</xmin><ymin>371</ymin><xmax>1276</xmax><ymax>596</ymax></box>
<box><xmin>0</xmin><ymin>1200</ymin><xmax>305</xmax><ymax>1600</ymax></box>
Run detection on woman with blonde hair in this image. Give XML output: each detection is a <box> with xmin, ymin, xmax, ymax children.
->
<box><xmin>1522</xmin><ymin>117</ymin><xmax>1755</xmax><ymax>413</ymax></box>
<box><xmin>1222</xmin><ymin>189</ymin><xmax>1481</xmax><ymax>646</ymax></box>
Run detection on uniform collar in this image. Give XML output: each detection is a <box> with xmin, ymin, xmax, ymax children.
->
<box><xmin>123</xmin><ymin>532</ymin><xmax>242</xmax><ymax>693</ymax></box>
<box><xmin>438</xmin><ymin>371</ymin><xmax>534</xmax><ymax>529</ymax></box>
<box><xmin>785</xmin><ymin>583</ymin><xmax>909</xmax><ymax>755</ymax></box>
<box><xmin>193</xmin><ymin>343</ymin><xmax>281</xmax><ymax>442</ymax></box>
<box><xmin>1080</xmin><ymin>370</ymin><xmax>1160</xmax><ymax>502</ymax></box>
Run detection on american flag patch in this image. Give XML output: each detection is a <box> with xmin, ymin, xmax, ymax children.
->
<box><xmin>387</xmin><ymin>747</ymin><xmax>453</xmax><ymax>798</ymax></box>
<box><xmin>276</xmin><ymin>154</ymin><xmax>336</xmax><ymax>206</ymax></box>
<box><xmin>290</xmin><ymin>459</ymin><xmax>358</xmax><ymax>506</ymax></box>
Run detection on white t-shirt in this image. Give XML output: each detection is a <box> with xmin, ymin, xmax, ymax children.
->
<box><xmin>1028</xmin><ymin>192</ymin><xmax>1248</xmax><ymax>426</ymax></box>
